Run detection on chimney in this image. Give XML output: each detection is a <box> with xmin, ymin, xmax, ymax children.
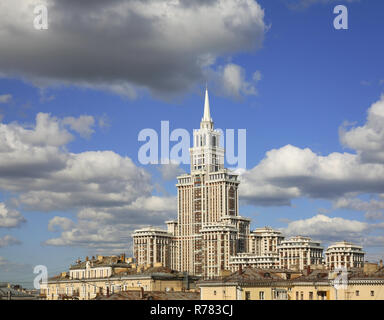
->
<box><xmin>85</xmin><ymin>256</ymin><xmax>89</xmax><ymax>261</ymax></box>
<box><xmin>306</xmin><ymin>265</ymin><xmax>311</xmax><ymax>276</ymax></box>
<box><xmin>120</xmin><ymin>253</ymin><xmax>126</xmax><ymax>263</ymax></box>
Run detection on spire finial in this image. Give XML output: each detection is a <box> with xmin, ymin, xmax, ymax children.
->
<box><xmin>203</xmin><ymin>86</ymin><xmax>211</xmax><ymax>122</ymax></box>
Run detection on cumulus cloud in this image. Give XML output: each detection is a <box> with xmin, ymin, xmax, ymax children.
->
<box><xmin>340</xmin><ymin>95</ymin><xmax>384</xmax><ymax>163</ymax></box>
<box><xmin>157</xmin><ymin>162</ymin><xmax>185</xmax><ymax>181</ymax></box>
<box><xmin>44</xmin><ymin>194</ymin><xmax>177</xmax><ymax>250</ymax></box>
<box><xmin>282</xmin><ymin>214</ymin><xmax>384</xmax><ymax>245</ymax></box>
<box><xmin>62</xmin><ymin>115</ymin><xmax>95</xmax><ymax>139</ymax></box>
<box><xmin>240</xmin><ymin>95</ymin><xmax>384</xmax><ymax>207</ymax></box>
<box><xmin>0</xmin><ymin>113</ymin><xmax>98</xmax><ymax>184</ymax></box>
<box><xmin>207</xmin><ymin>63</ymin><xmax>262</xmax><ymax>98</ymax></box>
<box><xmin>0</xmin><ymin>113</ymin><xmax>177</xmax><ymax>250</ymax></box>
<box><xmin>47</xmin><ymin>216</ymin><xmax>75</xmax><ymax>232</ymax></box>
<box><xmin>334</xmin><ymin>197</ymin><xmax>384</xmax><ymax>221</ymax></box>
<box><xmin>0</xmin><ymin>94</ymin><xmax>12</xmax><ymax>104</ymax></box>
<box><xmin>0</xmin><ymin>203</ymin><xmax>26</xmax><ymax>228</ymax></box>
<box><xmin>0</xmin><ymin>0</ymin><xmax>265</xmax><ymax>98</ymax></box>
<box><xmin>0</xmin><ymin>235</ymin><xmax>22</xmax><ymax>248</ymax></box>
<box><xmin>44</xmin><ymin>219</ymin><xmax>138</xmax><ymax>251</ymax></box>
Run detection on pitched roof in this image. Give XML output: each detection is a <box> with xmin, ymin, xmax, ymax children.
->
<box><xmin>95</xmin><ymin>290</ymin><xmax>200</xmax><ymax>300</ymax></box>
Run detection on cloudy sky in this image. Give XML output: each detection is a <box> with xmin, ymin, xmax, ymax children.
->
<box><xmin>0</xmin><ymin>0</ymin><xmax>383</xmax><ymax>286</ymax></box>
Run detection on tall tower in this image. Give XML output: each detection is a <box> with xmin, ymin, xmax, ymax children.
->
<box><xmin>133</xmin><ymin>88</ymin><xmax>250</xmax><ymax>279</ymax></box>
<box><xmin>190</xmin><ymin>88</ymin><xmax>225</xmax><ymax>174</ymax></box>
<box><xmin>175</xmin><ymin>88</ymin><xmax>249</xmax><ymax>278</ymax></box>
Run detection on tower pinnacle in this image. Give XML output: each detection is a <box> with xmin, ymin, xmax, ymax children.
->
<box><xmin>203</xmin><ymin>87</ymin><xmax>211</xmax><ymax>122</ymax></box>
<box><xmin>201</xmin><ymin>87</ymin><xmax>213</xmax><ymax>129</ymax></box>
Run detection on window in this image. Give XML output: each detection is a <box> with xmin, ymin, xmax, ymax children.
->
<box><xmin>259</xmin><ymin>291</ymin><xmax>265</xmax><ymax>300</ymax></box>
<box><xmin>296</xmin><ymin>292</ymin><xmax>299</xmax><ymax>300</ymax></box>
<box><xmin>245</xmin><ymin>291</ymin><xmax>251</xmax><ymax>300</ymax></box>
<box><xmin>356</xmin><ymin>290</ymin><xmax>360</xmax><ymax>296</ymax></box>
<box><xmin>371</xmin><ymin>291</ymin><xmax>374</xmax><ymax>296</ymax></box>
<box><xmin>213</xmin><ymin>290</ymin><xmax>216</xmax><ymax>296</ymax></box>
<box><xmin>309</xmin><ymin>292</ymin><xmax>313</xmax><ymax>300</ymax></box>
<box><xmin>300</xmin><ymin>292</ymin><xmax>304</xmax><ymax>300</ymax></box>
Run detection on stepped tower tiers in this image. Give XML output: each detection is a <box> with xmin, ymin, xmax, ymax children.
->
<box><xmin>175</xmin><ymin>88</ymin><xmax>250</xmax><ymax>278</ymax></box>
<box><xmin>133</xmin><ymin>88</ymin><xmax>251</xmax><ymax>279</ymax></box>
<box><xmin>132</xmin><ymin>89</ymin><xmax>367</xmax><ymax>278</ymax></box>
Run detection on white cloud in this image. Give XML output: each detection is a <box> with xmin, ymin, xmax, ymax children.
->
<box><xmin>334</xmin><ymin>197</ymin><xmax>384</xmax><ymax>221</ymax></box>
<box><xmin>0</xmin><ymin>94</ymin><xmax>12</xmax><ymax>104</ymax></box>
<box><xmin>0</xmin><ymin>113</ymin><xmax>177</xmax><ymax>250</ymax></box>
<box><xmin>340</xmin><ymin>94</ymin><xmax>384</xmax><ymax>163</ymax></box>
<box><xmin>240</xmin><ymin>95</ymin><xmax>384</xmax><ymax>206</ymax></box>
<box><xmin>0</xmin><ymin>0</ymin><xmax>265</xmax><ymax>98</ymax></box>
<box><xmin>0</xmin><ymin>235</ymin><xmax>22</xmax><ymax>248</ymax></box>
<box><xmin>0</xmin><ymin>203</ymin><xmax>26</xmax><ymax>228</ymax></box>
<box><xmin>62</xmin><ymin>115</ymin><xmax>95</xmax><ymax>139</ymax></box>
<box><xmin>282</xmin><ymin>214</ymin><xmax>383</xmax><ymax>245</ymax></box>
<box><xmin>207</xmin><ymin>63</ymin><xmax>262</xmax><ymax>98</ymax></box>
<box><xmin>157</xmin><ymin>162</ymin><xmax>185</xmax><ymax>181</ymax></box>
<box><xmin>47</xmin><ymin>216</ymin><xmax>75</xmax><ymax>232</ymax></box>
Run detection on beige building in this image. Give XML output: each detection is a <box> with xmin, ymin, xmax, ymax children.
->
<box><xmin>40</xmin><ymin>255</ymin><xmax>198</xmax><ymax>300</ymax></box>
<box><xmin>278</xmin><ymin>236</ymin><xmax>324</xmax><ymax>270</ymax></box>
<box><xmin>133</xmin><ymin>89</ymin><xmax>250</xmax><ymax>279</ymax></box>
<box><xmin>133</xmin><ymin>227</ymin><xmax>173</xmax><ymax>268</ymax></box>
<box><xmin>249</xmin><ymin>227</ymin><xmax>284</xmax><ymax>256</ymax></box>
<box><xmin>325</xmin><ymin>241</ymin><xmax>365</xmax><ymax>269</ymax></box>
<box><xmin>199</xmin><ymin>265</ymin><xmax>384</xmax><ymax>300</ymax></box>
<box><xmin>229</xmin><ymin>252</ymin><xmax>280</xmax><ymax>271</ymax></box>
<box><xmin>131</xmin><ymin>89</ymin><xmax>371</xmax><ymax>280</ymax></box>
<box><xmin>229</xmin><ymin>227</ymin><xmax>284</xmax><ymax>270</ymax></box>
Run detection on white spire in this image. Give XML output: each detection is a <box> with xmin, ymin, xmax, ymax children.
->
<box><xmin>202</xmin><ymin>87</ymin><xmax>212</xmax><ymax>122</ymax></box>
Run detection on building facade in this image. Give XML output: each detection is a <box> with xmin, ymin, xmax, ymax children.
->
<box><xmin>132</xmin><ymin>89</ymin><xmax>367</xmax><ymax>278</ymax></box>
<box><xmin>40</xmin><ymin>255</ymin><xmax>198</xmax><ymax>300</ymax></box>
<box><xmin>325</xmin><ymin>241</ymin><xmax>365</xmax><ymax>269</ymax></box>
<box><xmin>133</xmin><ymin>227</ymin><xmax>173</xmax><ymax>268</ymax></box>
<box><xmin>199</xmin><ymin>265</ymin><xmax>384</xmax><ymax>300</ymax></box>
<box><xmin>133</xmin><ymin>89</ymin><xmax>252</xmax><ymax>279</ymax></box>
<box><xmin>278</xmin><ymin>236</ymin><xmax>324</xmax><ymax>270</ymax></box>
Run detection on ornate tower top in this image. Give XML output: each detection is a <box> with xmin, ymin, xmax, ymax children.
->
<box><xmin>201</xmin><ymin>88</ymin><xmax>213</xmax><ymax>130</ymax></box>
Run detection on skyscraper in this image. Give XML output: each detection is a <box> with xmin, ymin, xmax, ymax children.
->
<box><xmin>133</xmin><ymin>88</ymin><xmax>250</xmax><ymax>278</ymax></box>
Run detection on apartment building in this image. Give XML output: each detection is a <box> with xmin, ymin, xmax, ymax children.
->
<box><xmin>278</xmin><ymin>236</ymin><xmax>324</xmax><ymax>270</ymax></box>
<box><xmin>325</xmin><ymin>241</ymin><xmax>365</xmax><ymax>269</ymax></box>
<box><xmin>199</xmin><ymin>264</ymin><xmax>384</xmax><ymax>300</ymax></box>
<box><xmin>39</xmin><ymin>255</ymin><xmax>198</xmax><ymax>300</ymax></box>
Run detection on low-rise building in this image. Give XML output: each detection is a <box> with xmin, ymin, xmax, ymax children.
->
<box><xmin>229</xmin><ymin>252</ymin><xmax>280</xmax><ymax>270</ymax></box>
<box><xmin>278</xmin><ymin>236</ymin><xmax>324</xmax><ymax>270</ymax></box>
<box><xmin>40</xmin><ymin>255</ymin><xmax>199</xmax><ymax>300</ymax></box>
<box><xmin>325</xmin><ymin>241</ymin><xmax>365</xmax><ymax>269</ymax></box>
<box><xmin>0</xmin><ymin>283</ymin><xmax>38</xmax><ymax>300</ymax></box>
<box><xmin>198</xmin><ymin>264</ymin><xmax>384</xmax><ymax>300</ymax></box>
<box><xmin>198</xmin><ymin>268</ymin><xmax>302</xmax><ymax>300</ymax></box>
<box><xmin>133</xmin><ymin>227</ymin><xmax>173</xmax><ymax>269</ymax></box>
<box><xmin>248</xmin><ymin>227</ymin><xmax>284</xmax><ymax>256</ymax></box>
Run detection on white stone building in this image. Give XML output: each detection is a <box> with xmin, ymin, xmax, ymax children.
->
<box><xmin>325</xmin><ymin>241</ymin><xmax>365</xmax><ymax>269</ymax></box>
<box><xmin>278</xmin><ymin>236</ymin><xmax>324</xmax><ymax>270</ymax></box>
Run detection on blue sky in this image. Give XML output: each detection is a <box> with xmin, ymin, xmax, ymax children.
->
<box><xmin>0</xmin><ymin>0</ymin><xmax>384</xmax><ymax>286</ymax></box>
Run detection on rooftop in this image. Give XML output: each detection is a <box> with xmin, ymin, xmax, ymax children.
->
<box><xmin>95</xmin><ymin>290</ymin><xmax>200</xmax><ymax>300</ymax></box>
